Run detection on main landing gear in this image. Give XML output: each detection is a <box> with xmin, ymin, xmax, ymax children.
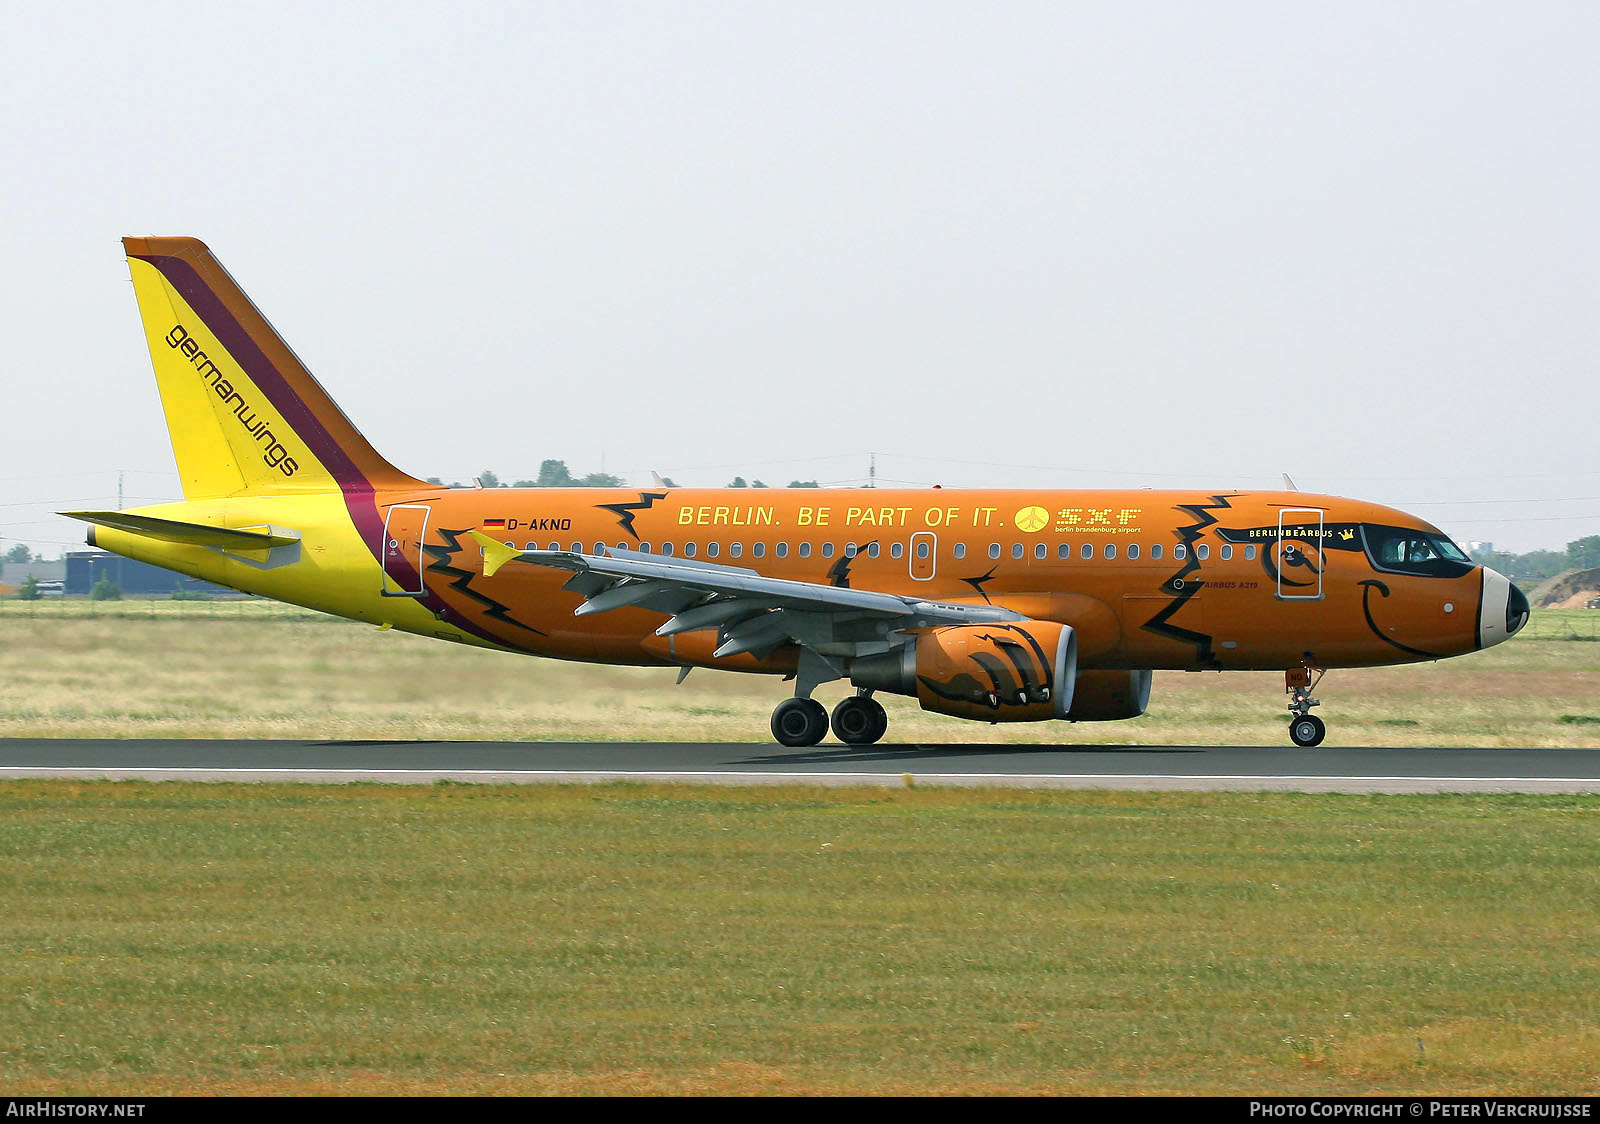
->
<box><xmin>830</xmin><ymin>693</ymin><xmax>888</xmax><ymax>745</ymax></box>
<box><xmin>771</xmin><ymin>698</ymin><xmax>827</xmax><ymax>747</ymax></box>
<box><xmin>770</xmin><ymin>692</ymin><xmax>887</xmax><ymax>747</ymax></box>
<box><xmin>1286</xmin><ymin>663</ymin><xmax>1327</xmax><ymax>747</ymax></box>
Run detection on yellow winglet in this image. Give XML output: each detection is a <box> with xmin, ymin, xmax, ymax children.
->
<box><xmin>468</xmin><ymin>531</ymin><xmax>521</xmax><ymax>578</ymax></box>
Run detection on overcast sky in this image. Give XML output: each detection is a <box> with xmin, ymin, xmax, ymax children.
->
<box><xmin>2</xmin><ymin>1</ymin><xmax>1596</xmax><ymax>557</ymax></box>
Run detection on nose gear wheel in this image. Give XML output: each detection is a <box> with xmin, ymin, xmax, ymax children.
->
<box><xmin>1285</xmin><ymin>663</ymin><xmax>1327</xmax><ymax>747</ymax></box>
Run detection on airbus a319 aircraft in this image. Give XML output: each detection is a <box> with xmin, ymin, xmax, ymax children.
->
<box><xmin>69</xmin><ymin>237</ymin><xmax>1530</xmax><ymax>748</ymax></box>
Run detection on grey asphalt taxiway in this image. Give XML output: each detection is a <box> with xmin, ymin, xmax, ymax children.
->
<box><xmin>2</xmin><ymin>739</ymin><xmax>1598</xmax><ymax>793</ymax></box>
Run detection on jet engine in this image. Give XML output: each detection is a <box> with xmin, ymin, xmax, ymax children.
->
<box><xmin>849</xmin><ymin>621</ymin><xmax>1078</xmax><ymax>722</ymax></box>
<box><xmin>1061</xmin><ymin>669</ymin><xmax>1153</xmax><ymax>721</ymax></box>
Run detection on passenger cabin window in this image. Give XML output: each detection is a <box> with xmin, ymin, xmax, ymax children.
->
<box><xmin>916</xmin><ymin>541</ymin><xmax>930</xmax><ymax>559</ymax></box>
<box><xmin>890</xmin><ymin>542</ymin><xmax>903</xmax><ymax>559</ymax></box>
<box><xmin>729</xmin><ymin>543</ymin><xmax>742</xmax><ymax>558</ymax></box>
<box><xmin>706</xmin><ymin>543</ymin><xmax>719</xmax><ymax>558</ymax></box>
<box><xmin>1011</xmin><ymin>544</ymin><xmax>1024</xmax><ymax>559</ymax></box>
<box><xmin>821</xmin><ymin>543</ymin><xmax>835</xmax><ymax>558</ymax></box>
<box><xmin>798</xmin><ymin>543</ymin><xmax>812</xmax><ymax>558</ymax></box>
<box><xmin>1196</xmin><ymin>545</ymin><xmax>1209</xmax><ymax>560</ymax></box>
<box><xmin>951</xmin><ymin>543</ymin><xmax>964</xmax><ymax>559</ymax></box>
<box><xmin>683</xmin><ymin>543</ymin><xmax>697</xmax><ymax>558</ymax></box>
<box><xmin>1058</xmin><ymin>544</ymin><xmax>1070</xmax><ymax>559</ymax></box>
<box><xmin>1034</xmin><ymin>543</ymin><xmax>1046</xmax><ymax>560</ymax></box>
<box><xmin>1362</xmin><ymin>525</ymin><xmax>1474</xmax><ymax>578</ymax></box>
<box><xmin>753</xmin><ymin>543</ymin><xmax>765</xmax><ymax>558</ymax></box>
<box><xmin>1081</xmin><ymin>543</ymin><xmax>1093</xmax><ymax>560</ymax></box>
<box><xmin>661</xmin><ymin>543</ymin><xmax>674</xmax><ymax>556</ymax></box>
<box><xmin>1104</xmin><ymin>544</ymin><xmax>1116</xmax><ymax>559</ymax></box>
<box><xmin>776</xmin><ymin>542</ymin><xmax>788</xmax><ymax>558</ymax></box>
<box><xmin>1174</xmin><ymin>544</ymin><xmax>1186</xmax><ymax>559</ymax></box>
<box><xmin>989</xmin><ymin>543</ymin><xmax>1001</xmax><ymax>559</ymax></box>
<box><xmin>845</xmin><ymin>543</ymin><xmax>858</xmax><ymax>557</ymax></box>
<box><xmin>1245</xmin><ymin>545</ymin><xmax>1256</xmax><ymax>560</ymax></box>
<box><xmin>1150</xmin><ymin>544</ymin><xmax>1162</xmax><ymax>560</ymax></box>
<box><xmin>868</xmin><ymin>542</ymin><xmax>880</xmax><ymax>558</ymax></box>
<box><xmin>1128</xmin><ymin>544</ymin><xmax>1140</xmax><ymax>559</ymax></box>
<box><xmin>1220</xmin><ymin>545</ymin><xmax>1233</xmax><ymax>560</ymax></box>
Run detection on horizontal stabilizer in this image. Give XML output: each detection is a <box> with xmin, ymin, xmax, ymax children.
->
<box><xmin>62</xmin><ymin>510</ymin><xmax>300</xmax><ymax>550</ymax></box>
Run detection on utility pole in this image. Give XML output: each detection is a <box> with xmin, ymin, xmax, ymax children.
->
<box><xmin>868</xmin><ymin>453</ymin><xmax>876</xmax><ymax>489</ymax></box>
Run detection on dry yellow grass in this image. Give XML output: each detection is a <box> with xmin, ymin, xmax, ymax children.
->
<box><xmin>1</xmin><ymin>599</ymin><xmax>1597</xmax><ymax>745</ymax></box>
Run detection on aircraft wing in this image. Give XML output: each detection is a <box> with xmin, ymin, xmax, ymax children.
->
<box><xmin>468</xmin><ymin>532</ymin><xmax>1022</xmax><ymax>660</ymax></box>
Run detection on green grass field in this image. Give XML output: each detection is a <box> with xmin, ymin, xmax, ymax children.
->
<box><xmin>1</xmin><ymin>602</ymin><xmax>1597</xmax><ymax>1095</ymax></box>
<box><xmin>1</xmin><ymin>782</ymin><xmax>1597</xmax><ymax>1096</ymax></box>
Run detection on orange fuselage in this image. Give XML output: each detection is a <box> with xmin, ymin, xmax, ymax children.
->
<box><xmin>355</xmin><ymin>486</ymin><xmax>1497</xmax><ymax>674</ymax></box>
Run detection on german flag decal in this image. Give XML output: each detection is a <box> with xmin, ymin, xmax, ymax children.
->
<box><xmin>482</xmin><ymin>518</ymin><xmax>507</xmax><ymax>529</ymax></box>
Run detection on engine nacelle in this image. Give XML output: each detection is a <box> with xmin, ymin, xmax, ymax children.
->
<box><xmin>1063</xmin><ymin>669</ymin><xmax>1153</xmax><ymax>721</ymax></box>
<box><xmin>850</xmin><ymin>621</ymin><xmax>1078</xmax><ymax>722</ymax></box>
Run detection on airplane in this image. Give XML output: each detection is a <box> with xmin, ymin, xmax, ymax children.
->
<box><xmin>66</xmin><ymin>237</ymin><xmax>1531</xmax><ymax>749</ymax></box>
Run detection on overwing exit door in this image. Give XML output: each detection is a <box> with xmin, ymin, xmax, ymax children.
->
<box><xmin>909</xmin><ymin>531</ymin><xmax>937</xmax><ymax>580</ymax></box>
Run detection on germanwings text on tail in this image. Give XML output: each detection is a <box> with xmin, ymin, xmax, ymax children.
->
<box><xmin>68</xmin><ymin>237</ymin><xmax>1530</xmax><ymax>748</ymax></box>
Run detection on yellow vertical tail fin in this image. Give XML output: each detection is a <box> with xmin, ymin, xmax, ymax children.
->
<box><xmin>123</xmin><ymin>236</ymin><xmax>425</xmax><ymax>499</ymax></box>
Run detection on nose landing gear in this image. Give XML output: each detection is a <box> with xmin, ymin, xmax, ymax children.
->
<box><xmin>1286</xmin><ymin>663</ymin><xmax>1326</xmax><ymax>747</ymax></box>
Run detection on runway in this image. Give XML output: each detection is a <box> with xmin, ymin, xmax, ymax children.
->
<box><xmin>2</xmin><ymin>739</ymin><xmax>1598</xmax><ymax>793</ymax></box>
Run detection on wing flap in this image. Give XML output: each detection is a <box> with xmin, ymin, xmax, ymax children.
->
<box><xmin>466</xmin><ymin>532</ymin><xmax>1024</xmax><ymax>650</ymax></box>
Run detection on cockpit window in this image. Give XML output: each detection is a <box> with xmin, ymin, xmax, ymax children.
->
<box><xmin>1362</xmin><ymin>524</ymin><xmax>1473</xmax><ymax>578</ymax></box>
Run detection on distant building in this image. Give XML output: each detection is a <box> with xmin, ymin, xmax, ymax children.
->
<box><xmin>64</xmin><ymin>550</ymin><xmax>237</xmax><ymax>597</ymax></box>
<box><xmin>1</xmin><ymin>559</ymin><xmax>66</xmax><ymax>587</ymax></box>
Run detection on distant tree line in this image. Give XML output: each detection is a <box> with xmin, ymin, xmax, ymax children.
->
<box><xmin>425</xmin><ymin>462</ymin><xmax>626</xmax><ymax>489</ymax></box>
<box><xmin>1473</xmin><ymin>535</ymin><xmax>1600</xmax><ymax>583</ymax></box>
<box><xmin>423</xmin><ymin>463</ymin><xmax>822</xmax><ymax>490</ymax></box>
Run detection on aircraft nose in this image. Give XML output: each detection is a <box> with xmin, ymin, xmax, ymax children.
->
<box><xmin>1477</xmin><ymin>567</ymin><xmax>1526</xmax><ymax>649</ymax></box>
<box><xmin>1506</xmin><ymin>581</ymin><xmax>1530</xmax><ymax>637</ymax></box>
